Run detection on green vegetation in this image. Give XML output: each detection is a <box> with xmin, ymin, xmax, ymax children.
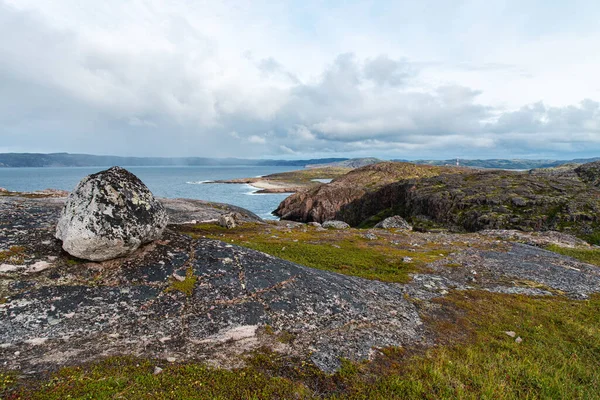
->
<box><xmin>0</xmin><ymin>371</ymin><xmax>17</xmax><ymax>393</ymax></box>
<box><xmin>547</xmin><ymin>245</ymin><xmax>600</xmax><ymax>267</ymax></box>
<box><xmin>5</xmin><ymin>292</ymin><xmax>600</xmax><ymax>399</ymax></box>
<box><xmin>264</xmin><ymin>167</ymin><xmax>352</xmax><ymax>185</ymax></box>
<box><xmin>184</xmin><ymin>223</ymin><xmax>449</xmax><ymax>283</ymax></box>
<box><xmin>167</xmin><ymin>266</ymin><xmax>197</xmax><ymax>297</ymax></box>
<box><xmin>0</xmin><ymin>246</ymin><xmax>27</xmax><ymax>264</ymax></box>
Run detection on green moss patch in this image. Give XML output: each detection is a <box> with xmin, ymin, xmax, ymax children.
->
<box><xmin>0</xmin><ymin>246</ymin><xmax>27</xmax><ymax>265</ymax></box>
<box><xmin>183</xmin><ymin>224</ymin><xmax>450</xmax><ymax>283</ymax></box>
<box><xmin>546</xmin><ymin>245</ymin><xmax>600</xmax><ymax>267</ymax></box>
<box><xmin>167</xmin><ymin>266</ymin><xmax>197</xmax><ymax>297</ymax></box>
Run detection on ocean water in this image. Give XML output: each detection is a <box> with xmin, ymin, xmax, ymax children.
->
<box><xmin>0</xmin><ymin>166</ymin><xmax>298</xmax><ymax>220</ymax></box>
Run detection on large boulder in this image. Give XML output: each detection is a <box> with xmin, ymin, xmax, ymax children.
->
<box><xmin>322</xmin><ymin>220</ymin><xmax>350</xmax><ymax>229</ymax></box>
<box><xmin>56</xmin><ymin>166</ymin><xmax>168</xmax><ymax>261</ymax></box>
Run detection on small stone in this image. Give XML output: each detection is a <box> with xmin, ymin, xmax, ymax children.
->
<box><xmin>153</xmin><ymin>366</ymin><xmax>163</xmax><ymax>375</ymax></box>
<box><xmin>504</xmin><ymin>331</ymin><xmax>516</xmax><ymax>338</ymax></box>
<box><xmin>403</xmin><ymin>257</ymin><xmax>413</xmax><ymax>263</ymax></box>
<box><xmin>308</xmin><ymin>222</ymin><xmax>322</xmax><ymax>227</ymax></box>
<box><xmin>25</xmin><ymin>337</ymin><xmax>47</xmax><ymax>346</ymax></box>
<box><xmin>166</xmin><ymin>357</ymin><xmax>176</xmax><ymax>363</ymax></box>
<box><xmin>515</xmin><ymin>337</ymin><xmax>523</xmax><ymax>343</ymax></box>
<box><xmin>172</xmin><ymin>273</ymin><xmax>186</xmax><ymax>282</ymax></box>
<box><xmin>363</xmin><ymin>232</ymin><xmax>378</xmax><ymax>240</ymax></box>
<box><xmin>159</xmin><ymin>336</ymin><xmax>171</xmax><ymax>343</ymax></box>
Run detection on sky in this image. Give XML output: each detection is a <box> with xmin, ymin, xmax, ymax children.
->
<box><xmin>1</xmin><ymin>0</ymin><xmax>599</xmax><ymax>160</ymax></box>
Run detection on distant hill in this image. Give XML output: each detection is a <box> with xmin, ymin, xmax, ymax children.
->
<box><xmin>306</xmin><ymin>157</ymin><xmax>383</xmax><ymax>169</ymax></box>
<box><xmin>393</xmin><ymin>158</ymin><xmax>600</xmax><ymax>170</ymax></box>
<box><xmin>2</xmin><ymin>153</ymin><xmax>600</xmax><ymax>170</ymax></box>
<box><xmin>0</xmin><ymin>153</ymin><xmax>349</xmax><ymax>168</ymax></box>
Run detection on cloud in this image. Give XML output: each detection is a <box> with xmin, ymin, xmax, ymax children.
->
<box><xmin>1</xmin><ymin>1</ymin><xmax>600</xmax><ymax>159</ymax></box>
<box><xmin>248</xmin><ymin>135</ymin><xmax>267</xmax><ymax>144</ymax></box>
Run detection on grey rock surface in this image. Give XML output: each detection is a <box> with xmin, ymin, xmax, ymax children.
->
<box><xmin>3</xmin><ymin>194</ymin><xmax>600</xmax><ymax>377</ymax></box>
<box><xmin>322</xmin><ymin>220</ymin><xmax>350</xmax><ymax>229</ymax></box>
<box><xmin>218</xmin><ymin>213</ymin><xmax>237</xmax><ymax>229</ymax></box>
<box><xmin>374</xmin><ymin>215</ymin><xmax>413</xmax><ymax>230</ymax></box>
<box><xmin>56</xmin><ymin>167</ymin><xmax>168</xmax><ymax>261</ymax></box>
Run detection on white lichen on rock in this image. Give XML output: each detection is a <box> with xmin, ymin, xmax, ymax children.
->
<box><xmin>55</xmin><ymin>166</ymin><xmax>168</xmax><ymax>261</ymax></box>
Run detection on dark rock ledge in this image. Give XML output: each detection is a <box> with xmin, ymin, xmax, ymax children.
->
<box><xmin>1</xmin><ymin>195</ymin><xmax>600</xmax><ymax>375</ymax></box>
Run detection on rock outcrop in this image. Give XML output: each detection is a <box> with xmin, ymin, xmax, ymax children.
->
<box><xmin>3</xmin><ymin>192</ymin><xmax>600</xmax><ymax>376</ymax></box>
<box><xmin>217</xmin><ymin>213</ymin><xmax>238</xmax><ymax>229</ymax></box>
<box><xmin>275</xmin><ymin>162</ymin><xmax>461</xmax><ymax>223</ymax></box>
<box><xmin>337</xmin><ymin>166</ymin><xmax>600</xmax><ymax>236</ymax></box>
<box><xmin>56</xmin><ymin>166</ymin><xmax>168</xmax><ymax>261</ymax></box>
<box><xmin>322</xmin><ymin>220</ymin><xmax>350</xmax><ymax>229</ymax></box>
<box><xmin>374</xmin><ymin>216</ymin><xmax>412</xmax><ymax>230</ymax></box>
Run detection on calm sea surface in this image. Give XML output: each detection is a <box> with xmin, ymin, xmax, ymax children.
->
<box><xmin>0</xmin><ymin>166</ymin><xmax>298</xmax><ymax>220</ymax></box>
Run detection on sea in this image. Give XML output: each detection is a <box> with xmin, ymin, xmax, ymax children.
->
<box><xmin>0</xmin><ymin>166</ymin><xmax>298</xmax><ymax>220</ymax></box>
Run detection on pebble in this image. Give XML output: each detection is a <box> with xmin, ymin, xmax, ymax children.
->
<box><xmin>504</xmin><ymin>331</ymin><xmax>516</xmax><ymax>338</ymax></box>
<box><xmin>153</xmin><ymin>366</ymin><xmax>163</xmax><ymax>375</ymax></box>
<box><xmin>515</xmin><ymin>337</ymin><xmax>523</xmax><ymax>344</ymax></box>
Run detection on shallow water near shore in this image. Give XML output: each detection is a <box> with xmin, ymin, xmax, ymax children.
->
<box><xmin>0</xmin><ymin>166</ymin><xmax>296</xmax><ymax>219</ymax></box>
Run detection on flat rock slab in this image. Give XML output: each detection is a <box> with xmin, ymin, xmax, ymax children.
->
<box><xmin>0</xmin><ymin>236</ymin><xmax>424</xmax><ymax>374</ymax></box>
<box><xmin>423</xmin><ymin>243</ymin><xmax>600</xmax><ymax>299</ymax></box>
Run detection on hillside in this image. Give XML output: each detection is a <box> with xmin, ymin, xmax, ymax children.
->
<box><xmin>0</xmin><ymin>153</ymin><xmax>348</xmax><ymax>168</ymax></box>
<box><xmin>306</xmin><ymin>157</ymin><xmax>383</xmax><ymax>169</ymax></box>
<box><xmin>397</xmin><ymin>157</ymin><xmax>600</xmax><ymax>170</ymax></box>
<box><xmin>275</xmin><ymin>161</ymin><xmax>600</xmax><ymax>242</ymax></box>
<box><xmin>275</xmin><ymin>162</ymin><xmax>466</xmax><ymax>222</ymax></box>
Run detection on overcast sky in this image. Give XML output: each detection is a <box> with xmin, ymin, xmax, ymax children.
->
<box><xmin>1</xmin><ymin>0</ymin><xmax>599</xmax><ymax>159</ymax></box>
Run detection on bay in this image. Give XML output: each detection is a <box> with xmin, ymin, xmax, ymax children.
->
<box><xmin>0</xmin><ymin>166</ymin><xmax>297</xmax><ymax>220</ymax></box>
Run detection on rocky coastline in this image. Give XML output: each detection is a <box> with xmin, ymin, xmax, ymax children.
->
<box><xmin>2</xmin><ymin>164</ymin><xmax>600</xmax><ymax>397</ymax></box>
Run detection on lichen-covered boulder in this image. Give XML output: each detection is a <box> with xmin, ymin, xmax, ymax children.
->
<box><xmin>374</xmin><ymin>216</ymin><xmax>412</xmax><ymax>230</ymax></box>
<box><xmin>56</xmin><ymin>166</ymin><xmax>168</xmax><ymax>261</ymax></box>
<box><xmin>322</xmin><ymin>220</ymin><xmax>350</xmax><ymax>229</ymax></box>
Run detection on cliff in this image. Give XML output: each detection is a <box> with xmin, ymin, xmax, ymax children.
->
<box><xmin>274</xmin><ymin>162</ymin><xmax>466</xmax><ymax>222</ymax></box>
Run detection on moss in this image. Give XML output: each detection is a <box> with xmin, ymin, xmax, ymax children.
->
<box><xmin>583</xmin><ymin>231</ymin><xmax>600</xmax><ymax>246</ymax></box>
<box><xmin>277</xmin><ymin>331</ymin><xmax>296</xmax><ymax>344</ymax></box>
<box><xmin>167</xmin><ymin>266</ymin><xmax>197</xmax><ymax>297</ymax></box>
<box><xmin>0</xmin><ymin>246</ymin><xmax>27</xmax><ymax>264</ymax></box>
<box><xmin>546</xmin><ymin>245</ymin><xmax>600</xmax><ymax>267</ymax></box>
<box><xmin>181</xmin><ymin>224</ymin><xmax>452</xmax><ymax>283</ymax></box>
<box><xmin>0</xmin><ymin>371</ymin><xmax>17</xmax><ymax>393</ymax></box>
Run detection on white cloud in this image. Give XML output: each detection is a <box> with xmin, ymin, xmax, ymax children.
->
<box><xmin>248</xmin><ymin>135</ymin><xmax>267</xmax><ymax>144</ymax></box>
<box><xmin>1</xmin><ymin>0</ymin><xmax>600</xmax><ymax>159</ymax></box>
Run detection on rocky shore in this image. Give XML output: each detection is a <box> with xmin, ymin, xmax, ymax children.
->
<box><xmin>206</xmin><ymin>166</ymin><xmax>352</xmax><ymax>194</ymax></box>
<box><xmin>2</xmin><ymin>189</ymin><xmax>600</xmax><ymax>377</ymax></box>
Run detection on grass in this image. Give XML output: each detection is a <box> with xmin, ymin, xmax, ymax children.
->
<box><xmin>264</xmin><ymin>167</ymin><xmax>353</xmax><ymax>185</ymax></box>
<box><xmin>546</xmin><ymin>245</ymin><xmax>600</xmax><ymax>267</ymax></box>
<box><xmin>5</xmin><ymin>291</ymin><xmax>600</xmax><ymax>399</ymax></box>
<box><xmin>182</xmin><ymin>223</ymin><xmax>449</xmax><ymax>283</ymax></box>
<box><xmin>166</xmin><ymin>266</ymin><xmax>197</xmax><ymax>297</ymax></box>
